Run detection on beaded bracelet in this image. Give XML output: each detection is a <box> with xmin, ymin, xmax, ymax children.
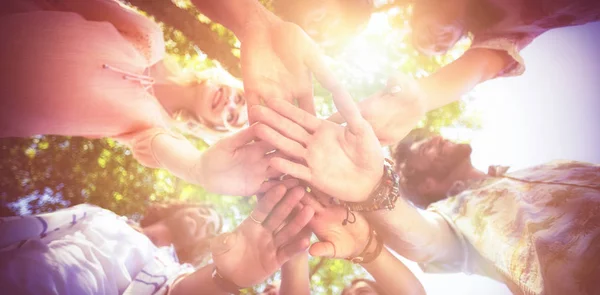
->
<box><xmin>343</xmin><ymin>158</ymin><xmax>400</xmax><ymax>213</ymax></box>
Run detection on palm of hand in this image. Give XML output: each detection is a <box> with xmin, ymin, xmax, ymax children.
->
<box><xmin>200</xmin><ymin>141</ymin><xmax>271</xmax><ymax>196</ymax></box>
<box><xmin>241</xmin><ymin>21</ymin><xmax>314</xmax><ymax>116</ymax></box>
<box><xmin>213</xmin><ymin>225</ymin><xmax>280</xmax><ymax>287</ymax></box>
<box><xmin>305</xmin><ymin>122</ymin><xmax>383</xmax><ymax>202</ymax></box>
<box><xmin>361</xmin><ymin>91</ymin><xmax>426</xmax><ymax>146</ymax></box>
<box><xmin>309</xmin><ymin>205</ymin><xmax>370</xmax><ymax>258</ymax></box>
<box><xmin>327</xmin><ymin>75</ymin><xmax>427</xmax><ymax>147</ymax></box>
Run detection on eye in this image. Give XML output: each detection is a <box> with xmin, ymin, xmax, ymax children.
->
<box><xmin>227</xmin><ymin>113</ymin><xmax>238</xmax><ymax>123</ymax></box>
<box><xmin>235</xmin><ymin>93</ymin><xmax>244</xmax><ymax>105</ymax></box>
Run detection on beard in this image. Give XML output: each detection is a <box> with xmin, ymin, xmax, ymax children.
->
<box><xmin>430</xmin><ymin>143</ymin><xmax>472</xmax><ymax>180</ymax></box>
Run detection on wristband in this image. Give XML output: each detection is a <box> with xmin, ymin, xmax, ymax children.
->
<box><xmin>344</xmin><ymin>158</ymin><xmax>400</xmax><ymax>212</ymax></box>
<box><xmin>346</xmin><ymin>227</ymin><xmax>384</xmax><ymax>264</ymax></box>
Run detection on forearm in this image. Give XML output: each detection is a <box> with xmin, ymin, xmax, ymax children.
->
<box><xmin>280</xmin><ymin>252</ymin><xmax>311</xmax><ymax>295</ymax></box>
<box><xmin>365</xmin><ymin>197</ymin><xmax>461</xmax><ymax>264</ymax></box>
<box><xmin>360</xmin><ymin>248</ymin><xmax>425</xmax><ymax>295</ymax></box>
<box><xmin>190</xmin><ymin>0</ymin><xmax>276</xmax><ymax>40</ymax></box>
<box><xmin>151</xmin><ymin>134</ymin><xmax>205</xmax><ymax>185</ymax></box>
<box><xmin>170</xmin><ymin>264</ymin><xmax>228</xmax><ymax>295</ymax></box>
<box><xmin>418</xmin><ymin>48</ymin><xmax>511</xmax><ymax>111</ymax></box>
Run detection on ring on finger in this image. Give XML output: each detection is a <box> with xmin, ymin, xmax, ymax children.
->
<box><xmin>249</xmin><ymin>211</ymin><xmax>264</xmax><ymax>224</ymax></box>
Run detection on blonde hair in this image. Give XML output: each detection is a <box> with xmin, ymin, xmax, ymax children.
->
<box><xmin>162</xmin><ymin>57</ymin><xmax>248</xmax><ymax>144</ymax></box>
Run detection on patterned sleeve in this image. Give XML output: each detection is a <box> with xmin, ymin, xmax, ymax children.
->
<box><xmin>418</xmin><ymin>206</ymin><xmax>472</xmax><ymax>274</ymax></box>
<box><xmin>418</xmin><ymin>198</ymin><xmax>508</xmax><ymax>284</ymax></box>
<box><xmin>115</xmin><ymin>127</ymin><xmax>187</xmax><ymax>169</ymax></box>
<box><xmin>470</xmin><ymin>31</ymin><xmax>541</xmax><ymax>78</ymax></box>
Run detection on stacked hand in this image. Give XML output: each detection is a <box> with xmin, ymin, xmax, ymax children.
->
<box><xmin>240</xmin><ymin>16</ymin><xmax>351</xmax><ymax>121</ymax></box>
<box><xmin>302</xmin><ymin>193</ymin><xmax>371</xmax><ymax>259</ymax></box>
<box><xmin>251</xmin><ymin>93</ymin><xmax>384</xmax><ymax>203</ymax></box>
<box><xmin>211</xmin><ymin>181</ymin><xmax>314</xmax><ymax>287</ymax></box>
<box><xmin>198</xmin><ymin>124</ymin><xmax>281</xmax><ymax>196</ymax></box>
<box><xmin>328</xmin><ymin>74</ymin><xmax>427</xmax><ymax>146</ymax></box>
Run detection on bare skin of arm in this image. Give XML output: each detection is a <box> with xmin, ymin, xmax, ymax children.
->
<box><xmin>169</xmin><ymin>264</ymin><xmax>228</xmax><ymax>295</ymax></box>
<box><xmin>279</xmin><ymin>252</ymin><xmax>311</xmax><ymax>295</ymax></box>
<box><xmin>364</xmin><ymin>197</ymin><xmax>463</xmax><ymax>265</ymax></box>
<box><xmin>360</xmin><ymin>248</ymin><xmax>426</xmax><ymax>295</ymax></box>
<box><xmin>419</xmin><ymin>48</ymin><xmax>513</xmax><ymax>110</ymax></box>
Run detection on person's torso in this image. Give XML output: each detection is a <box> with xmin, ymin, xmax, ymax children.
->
<box><xmin>0</xmin><ymin>204</ymin><xmax>158</xmax><ymax>294</ymax></box>
<box><xmin>0</xmin><ymin>0</ymin><xmax>168</xmax><ymax>139</ymax></box>
<box><xmin>469</xmin><ymin>0</ymin><xmax>600</xmax><ymax>38</ymax></box>
<box><xmin>433</xmin><ymin>160</ymin><xmax>600</xmax><ymax>295</ymax></box>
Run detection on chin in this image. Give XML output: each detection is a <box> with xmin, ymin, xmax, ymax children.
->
<box><xmin>457</xmin><ymin>143</ymin><xmax>473</xmax><ymax>158</ymax></box>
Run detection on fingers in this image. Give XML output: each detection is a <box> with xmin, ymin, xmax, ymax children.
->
<box><xmin>270</xmin><ymin>157</ymin><xmax>312</xmax><ymax>184</ymax></box>
<box><xmin>219</xmin><ymin>123</ymin><xmax>259</xmax><ymax>149</ymax></box>
<box><xmin>296</xmin><ymin>95</ymin><xmax>316</xmax><ymax>116</ymax></box>
<box><xmin>255</xmin><ymin>124</ymin><xmax>307</xmax><ymax>160</ymax></box>
<box><xmin>245</xmin><ymin>93</ymin><xmax>263</xmax><ymax>125</ymax></box>
<box><xmin>326</xmin><ymin>112</ymin><xmax>345</xmax><ymax>124</ymax></box>
<box><xmin>276</xmin><ymin>227</ymin><xmax>312</xmax><ymax>263</ymax></box>
<box><xmin>251</xmin><ymin>184</ymin><xmax>288</xmax><ymax>222</ymax></box>
<box><xmin>265</xmin><ymin>166</ymin><xmax>284</xmax><ymax>180</ymax></box>
<box><xmin>303</xmin><ymin>43</ymin><xmax>365</xmax><ymax>135</ymax></box>
<box><xmin>250</xmin><ymin>106</ymin><xmax>312</xmax><ymax>146</ymax></box>
<box><xmin>262</xmin><ymin>186</ymin><xmax>306</xmax><ymax>232</ymax></box>
<box><xmin>262</xmin><ymin>100</ymin><xmax>321</xmax><ymax>133</ymax></box>
<box><xmin>257</xmin><ymin>178</ymin><xmax>300</xmax><ymax>194</ymax></box>
<box><xmin>253</xmin><ymin>140</ymin><xmax>277</xmax><ymax>155</ymax></box>
<box><xmin>300</xmin><ymin>193</ymin><xmax>325</xmax><ymax>213</ymax></box>
<box><xmin>312</xmin><ymin>189</ymin><xmax>335</xmax><ymax>208</ymax></box>
<box><xmin>308</xmin><ymin>241</ymin><xmax>336</xmax><ymax>258</ymax></box>
<box><xmin>273</xmin><ymin>205</ymin><xmax>315</xmax><ymax>248</ymax></box>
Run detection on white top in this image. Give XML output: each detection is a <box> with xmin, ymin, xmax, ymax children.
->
<box><xmin>0</xmin><ymin>204</ymin><xmax>194</xmax><ymax>295</ymax></box>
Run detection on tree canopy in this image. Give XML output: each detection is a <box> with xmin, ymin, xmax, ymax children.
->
<box><xmin>0</xmin><ymin>1</ymin><xmax>478</xmax><ymax>293</ymax></box>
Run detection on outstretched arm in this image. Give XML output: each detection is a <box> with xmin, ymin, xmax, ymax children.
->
<box><xmin>279</xmin><ymin>252</ymin><xmax>311</xmax><ymax>295</ymax></box>
<box><xmin>303</xmin><ymin>194</ymin><xmax>425</xmax><ymax>295</ymax></box>
<box><xmin>360</xmin><ymin>248</ymin><xmax>425</xmax><ymax>295</ymax></box>
<box><xmin>122</xmin><ymin>125</ymin><xmax>276</xmax><ymax>196</ymax></box>
<box><xmin>418</xmin><ymin>48</ymin><xmax>511</xmax><ymax>111</ymax></box>
<box><xmin>327</xmin><ymin>48</ymin><xmax>512</xmax><ymax>146</ymax></box>
<box><xmin>172</xmin><ymin>183</ymin><xmax>314</xmax><ymax>294</ymax></box>
<box><xmin>364</xmin><ymin>197</ymin><xmax>462</xmax><ymax>265</ymax></box>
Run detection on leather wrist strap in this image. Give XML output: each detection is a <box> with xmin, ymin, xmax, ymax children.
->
<box><xmin>360</xmin><ymin>229</ymin><xmax>384</xmax><ymax>264</ymax></box>
<box><xmin>346</xmin><ymin>228</ymin><xmax>384</xmax><ymax>264</ymax></box>
<box><xmin>346</xmin><ymin>225</ymin><xmax>376</xmax><ymax>263</ymax></box>
<box><xmin>211</xmin><ymin>266</ymin><xmax>242</xmax><ymax>294</ymax></box>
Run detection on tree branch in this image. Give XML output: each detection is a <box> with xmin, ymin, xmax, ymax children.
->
<box><xmin>126</xmin><ymin>0</ymin><xmax>241</xmax><ymax>77</ymax></box>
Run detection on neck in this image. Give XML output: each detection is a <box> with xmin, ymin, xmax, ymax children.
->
<box><xmin>453</xmin><ymin>159</ymin><xmax>487</xmax><ymax>183</ymax></box>
<box><xmin>152</xmin><ymin>83</ymin><xmax>194</xmax><ymax>116</ymax></box>
<box><xmin>148</xmin><ymin>61</ymin><xmax>195</xmax><ymax>116</ymax></box>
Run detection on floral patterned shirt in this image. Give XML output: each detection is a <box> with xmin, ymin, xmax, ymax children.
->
<box><xmin>469</xmin><ymin>0</ymin><xmax>600</xmax><ymax>77</ymax></box>
<box><xmin>422</xmin><ymin>160</ymin><xmax>600</xmax><ymax>295</ymax></box>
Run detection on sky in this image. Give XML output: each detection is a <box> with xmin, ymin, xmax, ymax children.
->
<box><xmin>415</xmin><ymin>21</ymin><xmax>600</xmax><ymax>295</ymax></box>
